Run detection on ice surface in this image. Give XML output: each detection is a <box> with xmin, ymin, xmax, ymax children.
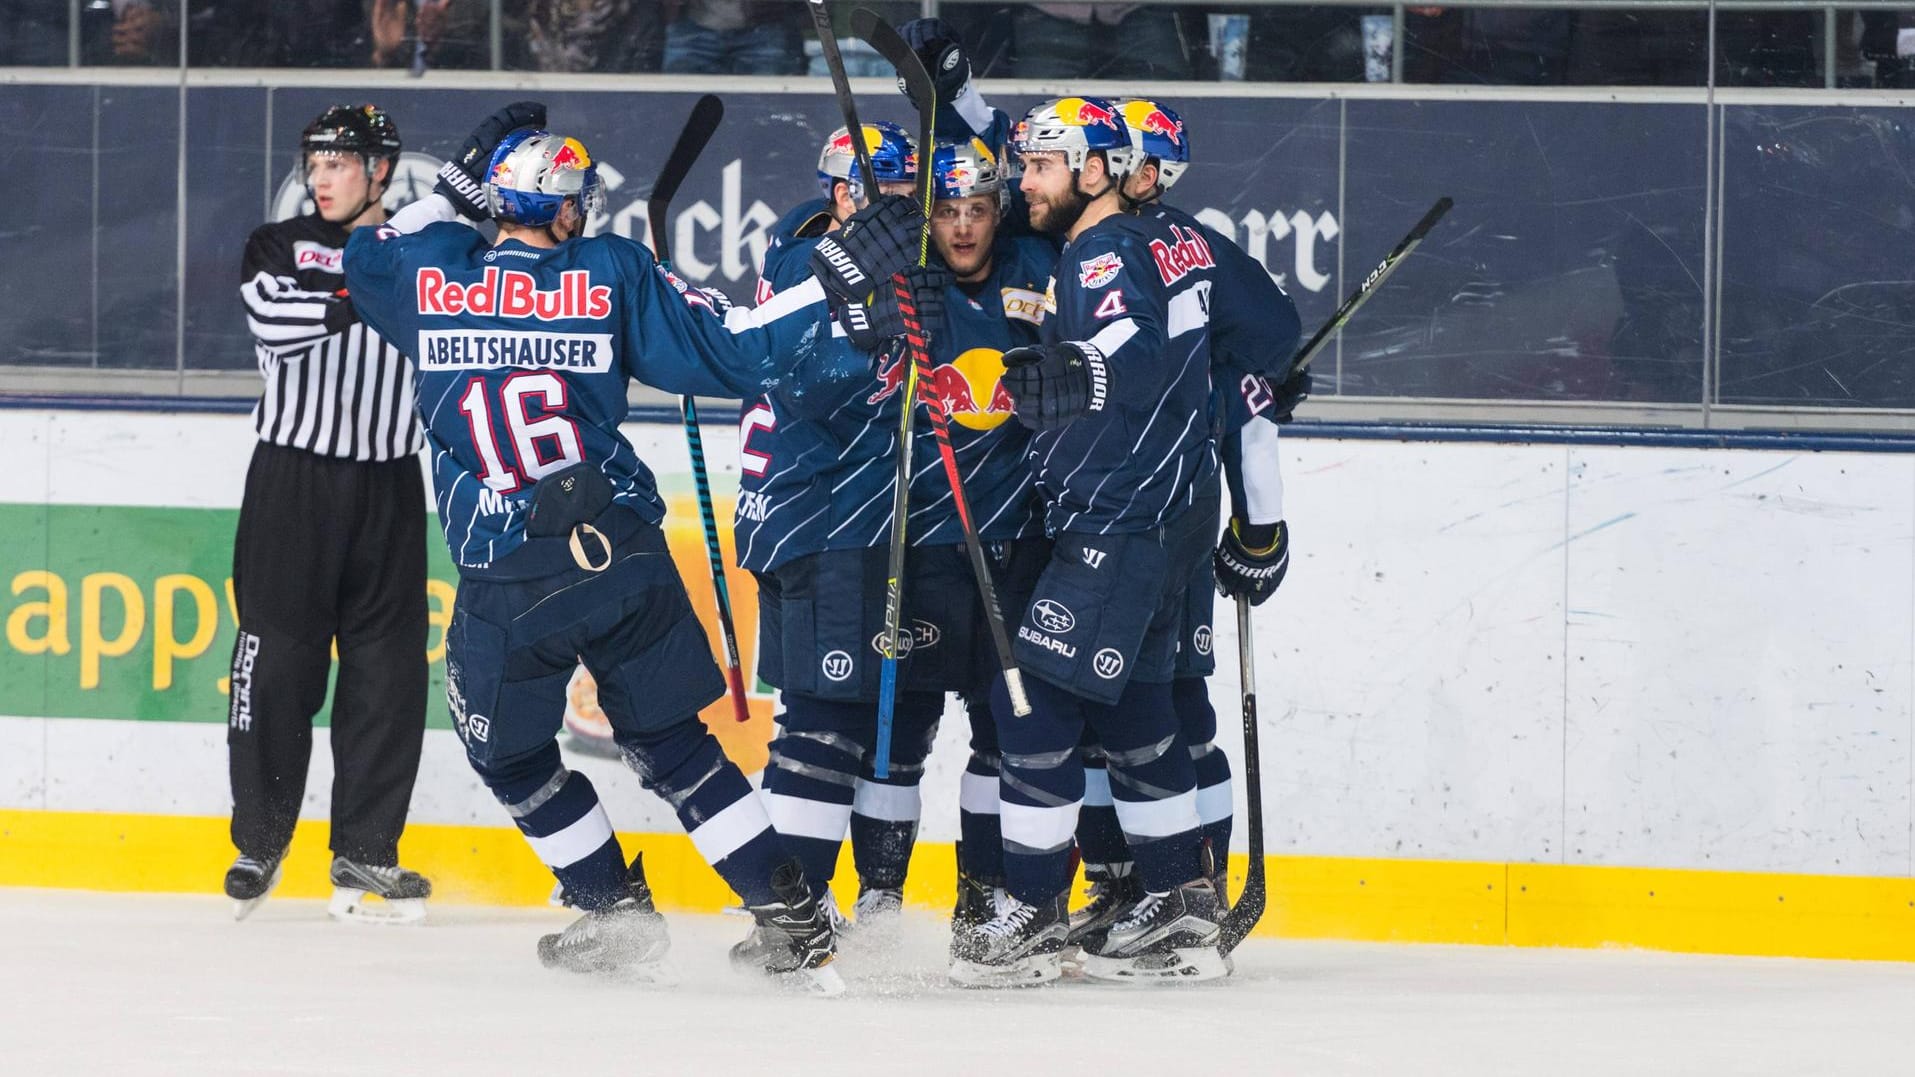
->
<box><xmin>3</xmin><ymin>888</ymin><xmax>1911</xmax><ymax>1077</ymax></box>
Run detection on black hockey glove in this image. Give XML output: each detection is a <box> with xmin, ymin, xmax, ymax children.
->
<box><xmin>1215</xmin><ymin>518</ymin><xmax>1290</xmax><ymax>606</ymax></box>
<box><xmin>838</xmin><ymin>267</ymin><xmax>952</xmax><ymax>352</ymax></box>
<box><xmin>1001</xmin><ymin>341</ymin><xmax>1110</xmax><ymax>431</ymax></box>
<box><xmin>435</xmin><ymin>100</ymin><xmax>547</xmax><ymax>220</ymax></box>
<box><xmin>1267</xmin><ymin>366</ymin><xmax>1312</xmax><ymax>423</ymax></box>
<box><xmin>897</xmin><ymin>18</ymin><xmax>971</xmax><ymax>109</ymax></box>
<box><xmin>809</xmin><ymin>195</ymin><xmax>928</xmax><ymax>302</ymax></box>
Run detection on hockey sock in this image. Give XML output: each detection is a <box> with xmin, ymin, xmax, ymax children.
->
<box><xmin>1173</xmin><ymin>676</ymin><xmax>1234</xmax><ymax>859</ymax></box>
<box><xmin>759</xmin><ymin>693</ymin><xmax>866</xmax><ymax>894</ymax></box>
<box><xmin>1090</xmin><ymin>680</ymin><xmax>1204</xmax><ymax>895</ymax></box>
<box><xmin>993</xmin><ymin>674</ymin><xmax>1086</xmax><ymax>906</ymax></box>
<box><xmin>618</xmin><ymin>719</ymin><xmax>785</xmax><ymax>907</ymax></box>
<box><xmin>958</xmin><ymin>752</ymin><xmax>1005</xmax><ymax>881</ymax></box>
<box><xmin>1075</xmin><ymin>746</ymin><xmax>1131</xmax><ymax>869</ymax></box>
<box><xmin>476</xmin><ymin>741</ymin><xmax>627</xmax><ymax>911</ymax></box>
<box><xmin>849</xmin><ymin>690</ymin><xmax>940</xmax><ymax>890</ymax></box>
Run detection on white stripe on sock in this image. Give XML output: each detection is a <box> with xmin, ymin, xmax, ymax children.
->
<box><xmin>1113</xmin><ymin>788</ymin><xmax>1201</xmax><ymax>839</ymax></box>
<box><xmin>763</xmin><ymin>791</ymin><xmax>854</xmax><ymax>843</ymax></box>
<box><xmin>1001</xmin><ymin>800</ymin><xmax>1081</xmax><ymax>850</ymax></box>
<box><xmin>1196</xmin><ymin>779</ymin><xmax>1233</xmax><ymax>826</ymax></box>
<box><xmin>851</xmin><ymin>779</ymin><xmax>922</xmax><ymax>823</ymax></box>
<box><xmin>525</xmin><ymin>804</ymin><xmax>614</xmax><ymax>868</ymax></box>
<box><xmin>690</xmin><ymin>792</ymin><xmax>776</xmax><ymax>863</ymax></box>
<box><xmin>959</xmin><ymin>771</ymin><xmax>1000</xmax><ymax>815</ymax></box>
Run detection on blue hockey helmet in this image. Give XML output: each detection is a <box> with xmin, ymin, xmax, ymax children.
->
<box><xmin>1114</xmin><ymin>97</ymin><xmax>1190</xmax><ymax>191</ymax></box>
<box><xmin>1010</xmin><ymin>97</ymin><xmax>1137</xmax><ymax>179</ymax></box>
<box><xmin>484</xmin><ymin>129</ymin><xmax>605</xmax><ymax>227</ymax></box>
<box><xmin>816</xmin><ymin>121</ymin><xmax>917</xmax><ymax>201</ymax></box>
<box><xmin>929</xmin><ymin>138</ymin><xmax>1005</xmax><ymax>211</ymax></box>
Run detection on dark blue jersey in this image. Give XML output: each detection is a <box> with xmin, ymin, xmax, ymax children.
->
<box><xmin>1032</xmin><ymin>211</ymin><xmax>1219</xmax><ymax>535</ymax></box>
<box><xmin>735</xmin><ymin>227</ymin><xmax>1054</xmax><ymax>571</ymax></box>
<box><xmin>1154</xmin><ymin>202</ymin><xmax>1301</xmax><ymax>382</ymax></box>
<box><xmin>344</xmin><ymin>212</ymin><xmax>831</xmax><ymax>573</ymax></box>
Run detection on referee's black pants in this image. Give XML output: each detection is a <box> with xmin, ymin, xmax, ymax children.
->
<box><xmin>227</xmin><ymin>441</ymin><xmax>429</xmax><ymax>866</ymax></box>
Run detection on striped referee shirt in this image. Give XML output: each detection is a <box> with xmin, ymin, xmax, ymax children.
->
<box><xmin>239</xmin><ymin>214</ymin><xmax>422</xmax><ymax>461</ymax></box>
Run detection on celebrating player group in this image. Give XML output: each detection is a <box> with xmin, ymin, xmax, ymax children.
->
<box><xmin>249</xmin><ymin>12</ymin><xmax>1309</xmax><ymax>993</ymax></box>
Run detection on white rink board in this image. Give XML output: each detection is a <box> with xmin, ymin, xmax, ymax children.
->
<box><xmin>1</xmin><ymin>409</ymin><xmax>1911</xmax><ymax>877</ymax></box>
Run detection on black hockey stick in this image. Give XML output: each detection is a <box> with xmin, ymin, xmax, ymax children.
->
<box><xmin>1287</xmin><ymin>196</ymin><xmax>1452</xmax><ymax>377</ymax></box>
<box><xmin>806</xmin><ymin>0</ymin><xmax>880</xmax><ymax>202</ymax></box>
<box><xmin>855</xmin><ymin>10</ymin><xmax>1033</xmax><ymax>777</ymax></box>
<box><xmin>1217</xmin><ymin>596</ymin><xmax>1265</xmax><ymax>956</ymax></box>
<box><xmin>649</xmin><ymin>94</ymin><xmax>750</xmax><ymax>726</ymax></box>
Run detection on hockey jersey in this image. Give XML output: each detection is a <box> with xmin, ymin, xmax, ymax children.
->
<box><xmin>1032</xmin><ymin>211</ymin><xmax>1220</xmax><ymax>535</ymax></box>
<box><xmin>343</xmin><ymin>213</ymin><xmax>831</xmax><ymax>572</ymax></box>
<box><xmin>733</xmin><ymin>210</ymin><xmax>1054</xmax><ymax>571</ymax></box>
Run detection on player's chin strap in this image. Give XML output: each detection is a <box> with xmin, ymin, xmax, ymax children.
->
<box><xmin>569</xmin><ymin>524</ymin><xmax>612</xmax><ymax>573</ymax></box>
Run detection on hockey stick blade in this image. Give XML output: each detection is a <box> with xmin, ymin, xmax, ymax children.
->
<box><xmin>1217</xmin><ymin>597</ymin><xmax>1266</xmax><ymax>956</ymax></box>
<box><xmin>1288</xmin><ymin>196</ymin><xmax>1452</xmax><ymax>377</ymax></box>
<box><xmin>648</xmin><ymin>94</ymin><xmax>723</xmax><ymax>260</ymax></box>
<box><xmin>807</xmin><ymin>0</ymin><xmax>879</xmax><ymax>201</ymax></box>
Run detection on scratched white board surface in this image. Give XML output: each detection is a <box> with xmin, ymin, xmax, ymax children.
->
<box><xmin>1561</xmin><ymin>447</ymin><xmax>1915</xmax><ymax>876</ymax></box>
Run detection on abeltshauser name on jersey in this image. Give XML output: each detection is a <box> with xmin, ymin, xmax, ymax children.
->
<box><xmin>416</xmin><ymin>330</ymin><xmax>615</xmax><ymax>371</ymax></box>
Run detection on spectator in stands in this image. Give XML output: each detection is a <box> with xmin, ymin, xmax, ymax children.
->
<box><xmin>1242</xmin><ymin>5</ymin><xmax>1368</xmax><ymax>82</ymax></box>
<box><xmin>1403</xmin><ymin>7</ymin><xmax>1571</xmax><ymax>85</ymax></box>
<box><xmin>1008</xmin><ymin>4</ymin><xmax>1195</xmax><ymax>80</ymax></box>
<box><xmin>520</xmin><ymin>0</ymin><xmax>662</xmax><ymax>73</ymax></box>
<box><xmin>662</xmin><ymin>0</ymin><xmax>804</xmax><ymax>75</ymax></box>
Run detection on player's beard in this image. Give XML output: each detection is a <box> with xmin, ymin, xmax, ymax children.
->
<box><xmin>1031</xmin><ymin>182</ymin><xmax>1090</xmax><ymax>237</ymax></box>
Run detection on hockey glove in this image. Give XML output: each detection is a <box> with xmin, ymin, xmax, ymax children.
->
<box><xmin>809</xmin><ymin>195</ymin><xmax>928</xmax><ymax>302</ymax></box>
<box><xmin>1267</xmin><ymin>366</ymin><xmax>1312</xmax><ymax>423</ymax></box>
<box><xmin>1001</xmin><ymin>341</ymin><xmax>1110</xmax><ymax>431</ymax></box>
<box><xmin>838</xmin><ymin>267</ymin><xmax>951</xmax><ymax>352</ymax></box>
<box><xmin>897</xmin><ymin>18</ymin><xmax>971</xmax><ymax>109</ymax></box>
<box><xmin>1215</xmin><ymin>518</ymin><xmax>1290</xmax><ymax>606</ymax></box>
<box><xmin>435</xmin><ymin>100</ymin><xmax>547</xmax><ymax>220</ymax></box>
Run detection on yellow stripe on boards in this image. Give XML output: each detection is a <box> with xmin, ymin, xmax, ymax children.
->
<box><xmin>3</xmin><ymin>808</ymin><xmax>1912</xmax><ymax>962</ymax></box>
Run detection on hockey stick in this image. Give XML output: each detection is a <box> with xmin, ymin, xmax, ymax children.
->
<box><xmin>1287</xmin><ymin>196</ymin><xmax>1452</xmax><ymax>377</ymax></box>
<box><xmin>649</xmin><ymin>93</ymin><xmax>750</xmax><ymax>725</ymax></box>
<box><xmin>855</xmin><ymin>10</ymin><xmax>1032</xmax><ymax>755</ymax></box>
<box><xmin>1217</xmin><ymin>596</ymin><xmax>1264</xmax><ymax>956</ymax></box>
<box><xmin>805</xmin><ymin>0</ymin><xmax>880</xmax><ymax>202</ymax></box>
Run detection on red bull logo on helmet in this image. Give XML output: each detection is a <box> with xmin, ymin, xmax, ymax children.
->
<box><xmin>549</xmin><ymin>137</ymin><xmax>591</xmax><ymax>171</ymax></box>
<box><xmin>1058</xmin><ymin>97</ymin><xmax>1121</xmax><ymax>132</ymax></box>
<box><xmin>1126</xmin><ymin>102</ymin><xmax>1184</xmax><ymax>147</ymax></box>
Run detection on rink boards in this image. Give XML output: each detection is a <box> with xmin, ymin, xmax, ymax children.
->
<box><xmin>1</xmin><ymin>408</ymin><xmax>1912</xmax><ymax>960</ymax></box>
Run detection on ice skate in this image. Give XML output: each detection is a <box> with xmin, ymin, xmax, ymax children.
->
<box><xmin>1065</xmin><ymin>862</ymin><xmax>1141</xmax><ymax>959</ymax></box>
<box><xmin>729</xmin><ymin>861</ymin><xmax>845</xmax><ymax>997</ymax></box>
<box><xmin>224</xmin><ymin>853</ymin><xmax>282</xmax><ymax>922</ymax></box>
<box><xmin>538</xmin><ymin>855</ymin><xmax>676</xmax><ymax>984</ymax></box>
<box><xmin>327</xmin><ymin>856</ymin><xmax>431</xmax><ymax>924</ymax></box>
<box><xmin>949</xmin><ymin>852</ymin><xmax>1005</xmax><ymax>962</ymax></box>
<box><xmin>851</xmin><ymin>882</ymin><xmax>904</xmax><ymax>946</ymax></box>
<box><xmin>948</xmin><ymin>891</ymin><xmax>1069</xmax><ymax>988</ymax></box>
<box><xmin>1082</xmin><ymin>878</ymin><xmax>1229</xmax><ymax>984</ymax></box>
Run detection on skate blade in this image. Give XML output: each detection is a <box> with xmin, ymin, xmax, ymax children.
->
<box><xmin>327</xmin><ymin>887</ymin><xmax>427</xmax><ymax>925</ymax></box>
<box><xmin>770</xmin><ymin>961</ymin><xmax>845</xmax><ymax>998</ymax></box>
<box><xmin>230</xmin><ymin>866</ymin><xmax>282</xmax><ymax>922</ymax></box>
<box><xmin>1082</xmin><ymin>945</ymin><xmax>1230</xmax><ymax>984</ymax></box>
<box><xmin>947</xmin><ymin>955</ymin><xmax>1063</xmax><ymax>989</ymax></box>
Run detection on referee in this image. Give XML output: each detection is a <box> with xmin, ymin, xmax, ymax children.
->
<box><xmin>224</xmin><ymin>104</ymin><xmax>432</xmax><ymax>923</ymax></box>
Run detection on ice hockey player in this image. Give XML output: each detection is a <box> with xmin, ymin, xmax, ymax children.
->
<box><xmin>343</xmin><ymin>101</ymin><xmax>926</xmax><ymax>992</ymax></box>
<box><xmin>949</xmin><ymin>97</ymin><xmax>1227</xmax><ymax>986</ymax></box>
<box><xmin>225</xmin><ymin>103</ymin><xmax>433</xmax><ymax>924</ymax></box>
<box><xmin>740</xmin><ymin>134</ymin><xmax>1055</xmax><ymax>945</ymax></box>
<box><xmin>1066</xmin><ymin>97</ymin><xmax>1308</xmax><ymax>956</ymax></box>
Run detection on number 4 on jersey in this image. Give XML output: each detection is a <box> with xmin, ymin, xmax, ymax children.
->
<box><xmin>1093</xmin><ymin>290</ymin><xmax>1127</xmax><ymax>320</ymax></box>
<box><xmin>457</xmin><ymin>371</ymin><xmax>585</xmax><ymax>492</ymax></box>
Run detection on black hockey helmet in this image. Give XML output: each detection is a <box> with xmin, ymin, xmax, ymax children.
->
<box><xmin>298</xmin><ymin>104</ymin><xmax>402</xmax><ymax>182</ymax></box>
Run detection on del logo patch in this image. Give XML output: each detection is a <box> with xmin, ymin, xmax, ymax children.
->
<box><xmin>1078</xmin><ymin>252</ymin><xmax>1123</xmax><ymax>289</ymax></box>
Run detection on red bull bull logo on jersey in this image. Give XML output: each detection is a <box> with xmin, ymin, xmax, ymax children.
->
<box><xmin>866</xmin><ymin>349</ymin><xmax>1012</xmax><ymax>431</ymax></box>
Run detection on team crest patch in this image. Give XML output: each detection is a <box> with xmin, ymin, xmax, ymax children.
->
<box><xmin>1078</xmin><ymin>252</ymin><xmax>1123</xmax><ymax>289</ymax></box>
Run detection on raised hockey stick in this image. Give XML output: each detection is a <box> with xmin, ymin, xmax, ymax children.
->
<box><xmin>856</xmin><ymin>10</ymin><xmax>1032</xmax><ymax>750</ymax></box>
<box><xmin>1217</xmin><ymin>596</ymin><xmax>1265</xmax><ymax>956</ymax></box>
<box><xmin>806</xmin><ymin>0</ymin><xmax>880</xmax><ymax>202</ymax></box>
<box><xmin>1288</xmin><ymin>196</ymin><xmax>1452</xmax><ymax>377</ymax></box>
<box><xmin>649</xmin><ymin>93</ymin><xmax>750</xmax><ymax>725</ymax></box>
